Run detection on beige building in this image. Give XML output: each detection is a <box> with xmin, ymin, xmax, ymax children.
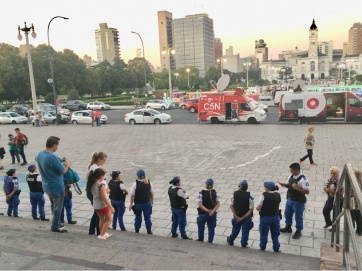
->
<box><xmin>95</xmin><ymin>23</ymin><xmax>120</xmax><ymax>63</ymax></box>
<box><xmin>158</xmin><ymin>10</ymin><xmax>174</xmax><ymax>70</ymax></box>
<box><xmin>347</xmin><ymin>22</ymin><xmax>362</xmax><ymax>55</ymax></box>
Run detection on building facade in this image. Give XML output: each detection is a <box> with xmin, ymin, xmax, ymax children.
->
<box><xmin>214</xmin><ymin>38</ymin><xmax>223</xmax><ymax>70</ymax></box>
<box><xmin>158</xmin><ymin>10</ymin><xmax>175</xmax><ymax>70</ymax></box>
<box><xmin>94</xmin><ymin>23</ymin><xmax>120</xmax><ymax>63</ymax></box>
<box><xmin>347</xmin><ymin>22</ymin><xmax>362</xmax><ymax>55</ymax></box>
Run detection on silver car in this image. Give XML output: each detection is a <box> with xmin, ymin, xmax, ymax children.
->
<box><xmin>146</xmin><ymin>100</ymin><xmax>172</xmax><ymax>110</ymax></box>
<box><xmin>0</xmin><ymin>112</ymin><xmax>28</xmax><ymax>124</ymax></box>
<box><xmin>71</xmin><ymin>110</ymin><xmax>108</xmax><ymax>125</ymax></box>
<box><xmin>124</xmin><ymin>109</ymin><xmax>171</xmax><ymax>125</ymax></box>
<box><xmin>87</xmin><ymin>101</ymin><xmax>111</xmax><ymax>110</ymax></box>
<box><xmin>29</xmin><ymin>111</ymin><xmax>69</xmax><ymax>125</ymax></box>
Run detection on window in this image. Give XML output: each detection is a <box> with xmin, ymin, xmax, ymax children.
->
<box><xmin>144</xmin><ymin>111</ymin><xmax>151</xmax><ymax>117</ymax></box>
<box><xmin>133</xmin><ymin>111</ymin><xmax>143</xmax><ymax>115</ymax></box>
<box><xmin>348</xmin><ymin>98</ymin><xmax>362</xmax><ymax>108</ymax></box>
<box><xmin>311</xmin><ymin>61</ymin><xmax>315</xmax><ymax>72</ymax></box>
<box><xmin>241</xmin><ymin>103</ymin><xmax>251</xmax><ymax>111</ymax></box>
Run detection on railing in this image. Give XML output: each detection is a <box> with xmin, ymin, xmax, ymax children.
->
<box><xmin>331</xmin><ymin>163</ymin><xmax>362</xmax><ymax>270</ymax></box>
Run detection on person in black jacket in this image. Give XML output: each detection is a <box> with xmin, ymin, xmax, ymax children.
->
<box><xmin>168</xmin><ymin>176</ymin><xmax>192</xmax><ymax>240</ymax></box>
<box><xmin>256</xmin><ymin>181</ymin><xmax>281</xmax><ymax>252</ymax></box>
<box><xmin>109</xmin><ymin>170</ymin><xmax>128</xmax><ymax>231</ymax></box>
<box><xmin>226</xmin><ymin>180</ymin><xmax>254</xmax><ymax>247</ymax></box>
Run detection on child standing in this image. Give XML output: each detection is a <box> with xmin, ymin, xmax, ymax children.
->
<box><xmin>3</xmin><ymin>168</ymin><xmax>21</xmax><ymax>217</ymax></box>
<box><xmin>26</xmin><ymin>164</ymin><xmax>49</xmax><ymax>221</ymax></box>
<box><xmin>300</xmin><ymin>126</ymin><xmax>317</xmax><ymax>166</ymax></box>
<box><xmin>87</xmin><ymin>168</ymin><xmax>114</xmax><ymax>240</ymax></box>
<box><xmin>61</xmin><ymin>181</ymin><xmax>77</xmax><ymax>225</ymax></box>
<box><xmin>109</xmin><ymin>170</ymin><xmax>128</xmax><ymax>231</ymax></box>
<box><xmin>8</xmin><ymin>134</ymin><xmax>20</xmax><ymax>165</ymax></box>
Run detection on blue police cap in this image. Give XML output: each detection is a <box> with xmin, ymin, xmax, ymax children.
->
<box><xmin>264</xmin><ymin>181</ymin><xmax>276</xmax><ymax>190</ymax></box>
<box><xmin>205</xmin><ymin>178</ymin><xmax>214</xmax><ymax>186</ymax></box>
<box><xmin>137</xmin><ymin>169</ymin><xmax>145</xmax><ymax>177</ymax></box>
<box><xmin>239</xmin><ymin>180</ymin><xmax>248</xmax><ymax>186</ymax></box>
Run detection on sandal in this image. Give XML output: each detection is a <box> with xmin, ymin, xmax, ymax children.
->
<box><xmin>104</xmin><ymin>233</ymin><xmax>112</xmax><ymax>239</ymax></box>
<box><xmin>97</xmin><ymin>235</ymin><xmax>107</xmax><ymax>240</ymax></box>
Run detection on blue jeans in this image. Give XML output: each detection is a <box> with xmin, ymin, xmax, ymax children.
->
<box><xmin>87</xmin><ymin>191</ymin><xmax>100</xmax><ymax>235</ymax></box>
<box><xmin>48</xmin><ymin>193</ymin><xmax>64</xmax><ymax>230</ymax></box>
<box><xmin>17</xmin><ymin>145</ymin><xmax>27</xmax><ymax>163</ymax></box>
<box><xmin>229</xmin><ymin>216</ymin><xmax>254</xmax><ymax>246</ymax></box>
<box><xmin>9</xmin><ymin>149</ymin><xmax>20</xmax><ymax>163</ymax></box>
<box><xmin>197</xmin><ymin>212</ymin><xmax>217</xmax><ymax>242</ymax></box>
<box><xmin>260</xmin><ymin>215</ymin><xmax>280</xmax><ymax>251</ymax></box>
<box><xmin>61</xmin><ymin>195</ymin><xmax>72</xmax><ymax>221</ymax></box>
<box><xmin>284</xmin><ymin>198</ymin><xmax>305</xmax><ymax>230</ymax></box>
<box><xmin>95</xmin><ymin>118</ymin><xmax>101</xmax><ymax>126</ymax></box>
<box><xmin>171</xmin><ymin>207</ymin><xmax>187</xmax><ymax>238</ymax></box>
<box><xmin>133</xmin><ymin>201</ymin><xmax>152</xmax><ymax>231</ymax></box>
<box><xmin>111</xmin><ymin>199</ymin><xmax>126</xmax><ymax>230</ymax></box>
<box><xmin>6</xmin><ymin>195</ymin><xmax>20</xmax><ymax>216</ymax></box>
<box><xmin>29</xmin><ymin>192</ymin><xmax>45</xmax><ymax>219</ymax></box>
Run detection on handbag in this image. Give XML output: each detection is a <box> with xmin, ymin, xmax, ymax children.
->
<box><xmin>63</xmin><ymin>168</ymin><xmax>82</xmax><ymax>195</ymax></box>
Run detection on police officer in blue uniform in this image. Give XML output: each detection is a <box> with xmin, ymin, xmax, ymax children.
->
<box><xmin>196</xmin><ymin>179</ymin><xmax>220</xmax><ymax>243</ymax></box>
<box><xmin>279</xmin><ymin>163</ymin><xmax>310</xmax><ymax>239</ymax></box>
<box><xmin>226</xmin><ymin>180</ymin><xmax>254</xmax><ymax>247</ymax></box>
<box><xmin>129</xmin><ymin>169</ymin><xmax>154</xmax><ymax>234</ymax></box>
<box><xmin>3</xmin><ymin>168</ymin><xmax>20</xmax><ymax>217</ymax></box>
<box><xmin>256</xmin><ymin>181</ymin><xmax>281</xmax><ymax>252</ymax></box>
<box><xmin>168</xmin><ymin>176</ymin><xmax>192</xmax><ymax>239</ymax></box>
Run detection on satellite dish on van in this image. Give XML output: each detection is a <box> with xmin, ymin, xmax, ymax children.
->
<box><xmin>292</xmin><ymin>79</ymin><xmax>305</xmax><ymax>92</ymax></box>
<box><xmin>216</xmin><ymin>74</ymin><xmax>230</xmax><ymax>91</ymax></box>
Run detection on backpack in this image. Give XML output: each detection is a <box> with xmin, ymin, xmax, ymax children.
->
<box><xmin>23</xmin><ymin>134</ymin><xmax>28</xmax><ymax>145</ymax></box>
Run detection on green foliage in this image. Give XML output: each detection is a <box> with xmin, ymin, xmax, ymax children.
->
<box><xmin>44</xmin><ymin>93</ymin><xmax>54</xmax><ymax>104</ymax></box>
<box><xmin>355</xmin><ymin>74</ymin><xmax>362</xmax><ymax>83</ymax></box>
<box><xmin>67</xmin><ymin>89</ymin><xmax>80</xmax><ymax>100</ymax></box>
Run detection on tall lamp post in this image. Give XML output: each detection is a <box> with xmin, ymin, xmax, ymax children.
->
<box><xmin>244</xmin><ymin>62</ymin><xmax>251</xmax><ymax>88</ymax></box>
<box><xmin>18</xmin><ymin>23</ymin><xmax>37</xmax><ymax>114</ymax></box>
<box><xmin>186</xmin><ymin>68</ymin><xmax>190</xmax><ymax>88</ymax></box>
<box><xmin>131</xmin><ymin>31</ymin><xmax>147</xmax><ymax>93</ymax></box>
<box><xmin>217</xmin><ymin>57</ymin><xmax>227</xmax><ymax>77</ymax></box>
<box><xmin>162</xmin><ymin>47</ymin><xmax>175</xmax><ymax>98</ymax></box>
<box><xmin>48</xmin><ymin>16</ymin><xmax>68</xmax><ymax>124</ymax></box>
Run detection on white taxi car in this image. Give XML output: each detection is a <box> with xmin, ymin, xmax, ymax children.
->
<box><xmin>87</xmin><ymin>101</ymin><xmax>111</xmax><ymax>110</ymax></box>
<box><xmin>71</xmin><ymin>110</ymin><xmax>108</xmax><ymax>125</ymax></box>
<box><xmin>124</xmin><ymin>109</ymin><xmax>171</xmax><ymax>125</ymax></box>
<box><xmin>146</xmin><ymin>100</ymin><xmax>172</xmax><ymax>110</ymax></box>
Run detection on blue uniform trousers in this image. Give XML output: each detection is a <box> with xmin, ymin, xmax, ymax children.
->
<box><xmin>284</xmin><ymin>198</ymin><xmax>305</xmax><ymax>230</ymax></box>
<box><xmin>229</xmin><ymin>216</ymin><xmax>254</xmax><ymax>246</ymax></box>
<box><xmin>133</xmin><ymin>201</ymin><xmax>152</xmax><ymax>231</ymax></box>
<box><xmin>171</xmin><ymin>207</ymin><xmax>187</xmax><ymax>238</ymax></box>
<box><xmin>197</xmin><ymin>212</ymin><xmax>217</xmax><ymax>242</ymax></box>
<box><xmin>29</xmin><ymin>192</ymin><xmax>45</xmax><ymax>219</ymax></box>
<box><xmin>259</xmin><ymin>215</ymin><xmax>280</xmax><ymax>251</ymax></box>
<box><xmin>111</xmin><ymin>199</ymin><xmax>126</xmax><ymax>230</ymax></box>
<box><xmin>6</xmin><ymin>195</ymin><xmax>20</xmax><ymax>216</ymax></box>
<box><xmin>61</xmin><ymin>195</ymin><xmax>72</xmax><ymax>221</ymax></box>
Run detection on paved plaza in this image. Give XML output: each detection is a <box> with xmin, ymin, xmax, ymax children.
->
<box><xmin>1</xmin><ymin>121</ymin><xmax>362</xmax><ymax>259</ymax></box>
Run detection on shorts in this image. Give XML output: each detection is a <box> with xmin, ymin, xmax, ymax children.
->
<box><xmin>95</xmin><ymin>206</ymin><xmax>110</xmax><ymax>214</ymax></box>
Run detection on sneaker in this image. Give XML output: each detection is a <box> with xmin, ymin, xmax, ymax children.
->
<box><xmin>51</xmin><ymin>228</ymin><xmax>68</xmax><ymax>233</ymax></box>
<box><xmin>207</xmin><ymin>240</ymin><xmax>213</xmax><ymax>243</ymax></box>
<box><xmin>59</xmin><ymin>225</ymin><xmax>65</xmax><ymax>230</ymax></box>
<box><xmin>182</xmin><ymin>237</ymin><xmax>192</xmax><ymax>240</ymax></box>
<box><xmin>33</xmin><ymin>217</ymin><xmax>40</xmax><ymax>220</ymax></box>
<box><xmin>280</xmin><ymin>225</ymin><xmax>292</xmax><ymax>233</ymax></box>
<box><xmin>172</xmin><ymin>233</ymin><xmax>179</xmax><ymax>238</ymax></box>
<box><xmin>97</xmin><ymin>235</ymin><xmax>107</xmax><ymax>240</ymax></box>
<box><xmin>147</xmin><ymin>229</ymin><xmax>153</xmax><ymax>235</ymax></box>
<box><xmin>135</xmin><ymin>229</ymin><xmax>139</xmax><ymax>233</ymax></box>
<box><xmin>311</xmin><ymin>162</ymin><xmax>317</xmax><ymax>166</ymax></box>
<box><xmin>120</xmin><ymin>228</ymin><xmax>127</xmax><ymax>232</ymax></box>
<box><xmin>104</xmin><ymin>233</ymin><xmax>112</xmax><ymax>239</ymax></box>
<box><xmin>41</xmin><ymin>218</ymin><xmax>50</xmax><ymax>221</ymax></box>
<box><xmin>292</xmin><ymin>230</ymin><xmax>302</xmax><ymax>239</ymax></box>
<box><xmin>227</xmin><ymin>236</ymin><xmax>234</xmax><ymax>246</ymax></box>
<box><xmin>196</xmin><ymin>239</ymin><xmax>203</xmax><ymax>242</ymax></box>
<box><xmin>20</xmin><ymin>162</ymin><xmax>27</xmax><ymax>166</ymax></box>
<box><xmin>323</xmin><ymin>224</ymin><xmax>332</xmax><ymax>229</ymax></box>
<box><xmin>68</xmin><ymin>220</ymin><xmax>77</xmax><ymax>225</ymax></box>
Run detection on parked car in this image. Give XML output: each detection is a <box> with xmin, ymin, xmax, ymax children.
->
<box><xmin>146</xmin><ymin>100</ymin><xmax>172</xmax><ymax>110</ymax></box>
<box><xmin>29</xmin><ymin>111</ymin><xmax>69</xmax><ymax>125</ymax></box>
<box><xmin>7</xmin><ymin>105</ymin><xmax>29</xmax><ymax>116</ymax></box>
<box><xmin>0</xmin><ymin>104</ymin><xmax>7</xmax><ymax>112</ymax></box>
<box><xmin>36</xmin><ymin>104</ymin><xmax>70</xmax><ymax>116</ymax></box>
<box><xmin>0</xmin><ymin>112</ymin><xmax>28</xmax><ymax>124</ymax></box>
<box><xmin>124</xmin><ymin>109</ymin><xmax>171</xmax><ymax>125</ymax></box>
<box><xmin>87</xmin><ymin>101</ymin><xmax>111</xmax><ymax>110</ymax></box>
<box><xmin>250</xmin><ymin>99</ymin><xmax>268</xmax><ymax>112</ymax></box>
<box><xmin>185</xmin><ymin>99</ymin><xmax>199</xmax><ymax>113</ymax></box>
<box><xmin>71</xmin><ymin>110</ymin><xmax>107</xmax><ymax>125</ymax></box>
<box><xmin>180</xmin><ymin>99</ymin><xmax>188</xmax><ymax>110</ymax></box>
<box><xmin>62</xmin><ymin>100</ymin><xmax>87</xmax><ymax>111</ymax></box>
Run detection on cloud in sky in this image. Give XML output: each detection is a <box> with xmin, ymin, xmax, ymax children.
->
<box><xmin>2</xmin><ymin>0</ymin><xmax>360</xmax><ymax>67</ymax></box>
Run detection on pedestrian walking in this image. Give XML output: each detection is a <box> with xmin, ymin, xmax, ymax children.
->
<box><xmin>8</xmin><ymin>134</ymin><xmax>20</xmax><ymax>165</ymax></box>
<box><xmin>87</xmin><ymin>168</ymin><xmax>114</xmax><ymax>240</ymax></box>
<box><xmin>279</xmin><ymin>163</ymin><xmax>310</xmax><ymax>239</ymax></box>
<box><xmin>93</xmin><ymin>109</ymin><xmax>101</xmax><ymax>127</ymax></box>
<box><xmin>3</xmin><ymin>168</ymin><xmax>21</xmax><ymax>217</ymax></box>
<box><xmin>14</xmin><ymin>128</ymin><xmax>27</xmax><ymax>166</ymax></box>
<box><xmin>168</xmin><ymin>176</ymin><xmax>192</xmax><ymax>240</ymax></box>
<box><xmin>26</xmin><ymin>164</ymin><xmax>49</xmax><ymax>221</ymax></box>
<box><xmin>109</xmin><ymin>170</ymin><xmax>128</xmax><ymax>231</ymax></box>
<box><xmin>226</xmin><ymin>180</ymin><xmax>254</xmax><ymax>247</ymax></box>
<box><xmin>196</xmin><ymin>179</ymin><xmax>220</xmax><ymax>243</ymax></box>
<box><xmin>60</xmin><ymin>181</ymin><xmax>77</xmax><ymax>225</ymax></box>
<box><xmin>86</xmin><ymin>151</ymin><xmax>108</xmax><ymax>236</ymax></box>
<box><xmin>322</xmin><ymin>166</ymin><xmax>340</xmax><ymax>229</ymax></box>
<box><xmin>128</xmin><ymin>169</ymin><xmax>154</xmax><ymax>234</ymax></box>
<box><xmin>256</xmin><ymin>181</ymin><xmax>281</xmax><ymax>252</ymax></box>
<box><xmin>35</xmin><ymin>136</ymin><xmax>71</xmax><ymax>233</ymax></box>
<box><xmin>300</xmin><ymin>126</ymin><xmax>317</xmax><ymax>166</ymax></box>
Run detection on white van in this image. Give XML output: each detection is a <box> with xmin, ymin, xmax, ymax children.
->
<box><xmin>274</xmin><ymin>91</ymin><xmax>292</xmax><ymax>105</ymax></box>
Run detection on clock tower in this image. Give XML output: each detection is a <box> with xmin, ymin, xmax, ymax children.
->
<box><xmin>308</xmin><ymin>19</ymin><xmax>318</xmax><ymax>57</ymax></box>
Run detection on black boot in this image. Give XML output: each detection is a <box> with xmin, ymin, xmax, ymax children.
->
<box><xmin>280</xmin><ymin>225</ymin><xmax>292</xmax><ymax>233</ymax></box>
<box><xmin>147</xmin><ymin>229</ymin><xmax>153</xmax><ymax>235</ymax></box>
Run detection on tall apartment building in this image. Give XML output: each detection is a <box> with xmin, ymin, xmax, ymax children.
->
<box><xmin>95</xmin><ymin>23</ymin><xmax>120</xmax><ymax>63</ymax></box>
<box><xmin>255</xmin><ymin>39</ymin><xmax>268</xmax><ymax>62</ymax></box>
<box><xmin>158</xmin><ymin>10</ymin><xmax>175</xmax><ymax>70</ymax></box>
<box><xmin>347</xmin><ymin>22</ymin><xmax>362</xmax><ymax>55</ymax></box>
<box><xmin>173</xmin><ymin>13</ymin><xmax>215</xmax><ymax>77</ymax></box>
<box><xmin>223</xmin><ymin>46</ymin><xmax>240</xmax><ymax>73</ymax></box>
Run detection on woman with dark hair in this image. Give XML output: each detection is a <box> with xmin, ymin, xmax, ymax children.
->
<box><xmin>109</xmin><ymin>170</ymin><xmax>128</xmax><ymax>231</ymax></box>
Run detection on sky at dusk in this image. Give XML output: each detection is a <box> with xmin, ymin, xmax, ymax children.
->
<box><xmin>1</xmin><ymin>0</ymin><xmax>361</xmax><ymax>68</ymax></box>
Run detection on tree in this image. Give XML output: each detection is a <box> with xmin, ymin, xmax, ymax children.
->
<box><xmin>67</xmin><ymin>89</ymin><xmax>80</xmax><ymax>100</ymax></box>
<box><xmin>205</xmin><ymin>66</ymin><xmax>220</xmax><ymax>87</ymax></box>
<box><xmin>355</xmin><ymin>74</ymin><xmax>362</xmax><ymax>83</ymax></box>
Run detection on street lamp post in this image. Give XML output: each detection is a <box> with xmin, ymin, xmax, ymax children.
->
<box><xmin>131</xmin><ymin>31</ymin><xmax>147</xmax><ymax>93</ymax></box>
<box><xmin>48</xmin><ymin>16</ymin><xmax>68</xmax><ymax>124</ymax></box>
<box><xmin>186</xmin><ymin>68</ymin><xmax>190</xmax><ymax>88</ymax></box>
<box><xmin>244</xmin><ymin>62</ymin><xmax>251</xmax><ymax>88</ymax></box>
<box><xmin>217</xmin><ymin>58</ymin><xmax>227</xmax><ymax>77</ymax></box>
<box><xmin>162</xmin><ymin>47</ymin><xmax>175</xmax><ymax>98</ymax></box>
<box><xmin>18</xmin><ymin>23</ymin><xmax>37</xmax><ymax>114</ymax></box>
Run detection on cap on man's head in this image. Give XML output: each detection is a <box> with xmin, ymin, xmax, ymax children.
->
<box><xmin>238</xmin><ymin>180</ymin><xmax>248</xmax><ymax>187</ymax></box>
<box><xmin>7</xmin><ymin>168</ymin><xmax>16</xmax><ymax>175</ymax></box>
<box><xmin>264</xmin><ymin>181</ymin><xmax>276</xmax><ymax>190</ymax></box>
<box><xmin>8</xmin><ymin>134</ymin><xmax>13</xmax><ymax>137</ymax></box>
<box><xmin>170</xmin><ymin>176</ymin><xmax>180</xmax><ymax>184</ymax></box>
<box><xmin>205</xmin><ymin>178</ymin><xmax>214</xmax><ymax>186</ymax></box>
<box><xmin>28</xmin><ymin>164</ymin><xmax>36</xmax><ymax>171</ymax></box>
<box><xmin>137</xmin><ymin>169</ymin><xmax>145</xmax><ymax>177</ymax></box>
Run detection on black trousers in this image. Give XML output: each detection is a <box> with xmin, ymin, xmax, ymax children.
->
<box><xmin>300</xmin><ymin>149</ymin><xmax>314</xmax><ymax>164</ymax></box>
<box><xmin>323</xmin><ymin>196</ymin><xmax>334</xmax><ymax>226</ymax></box>
<box><xmin>87</xmin><ymin>191</ymin><xmax>100</xmax><ymax>236</ymax></box>
<box><xmin>351</xmin><ymin>210</ymin><xmax>362</xmax><ymax>234</ymax></box>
